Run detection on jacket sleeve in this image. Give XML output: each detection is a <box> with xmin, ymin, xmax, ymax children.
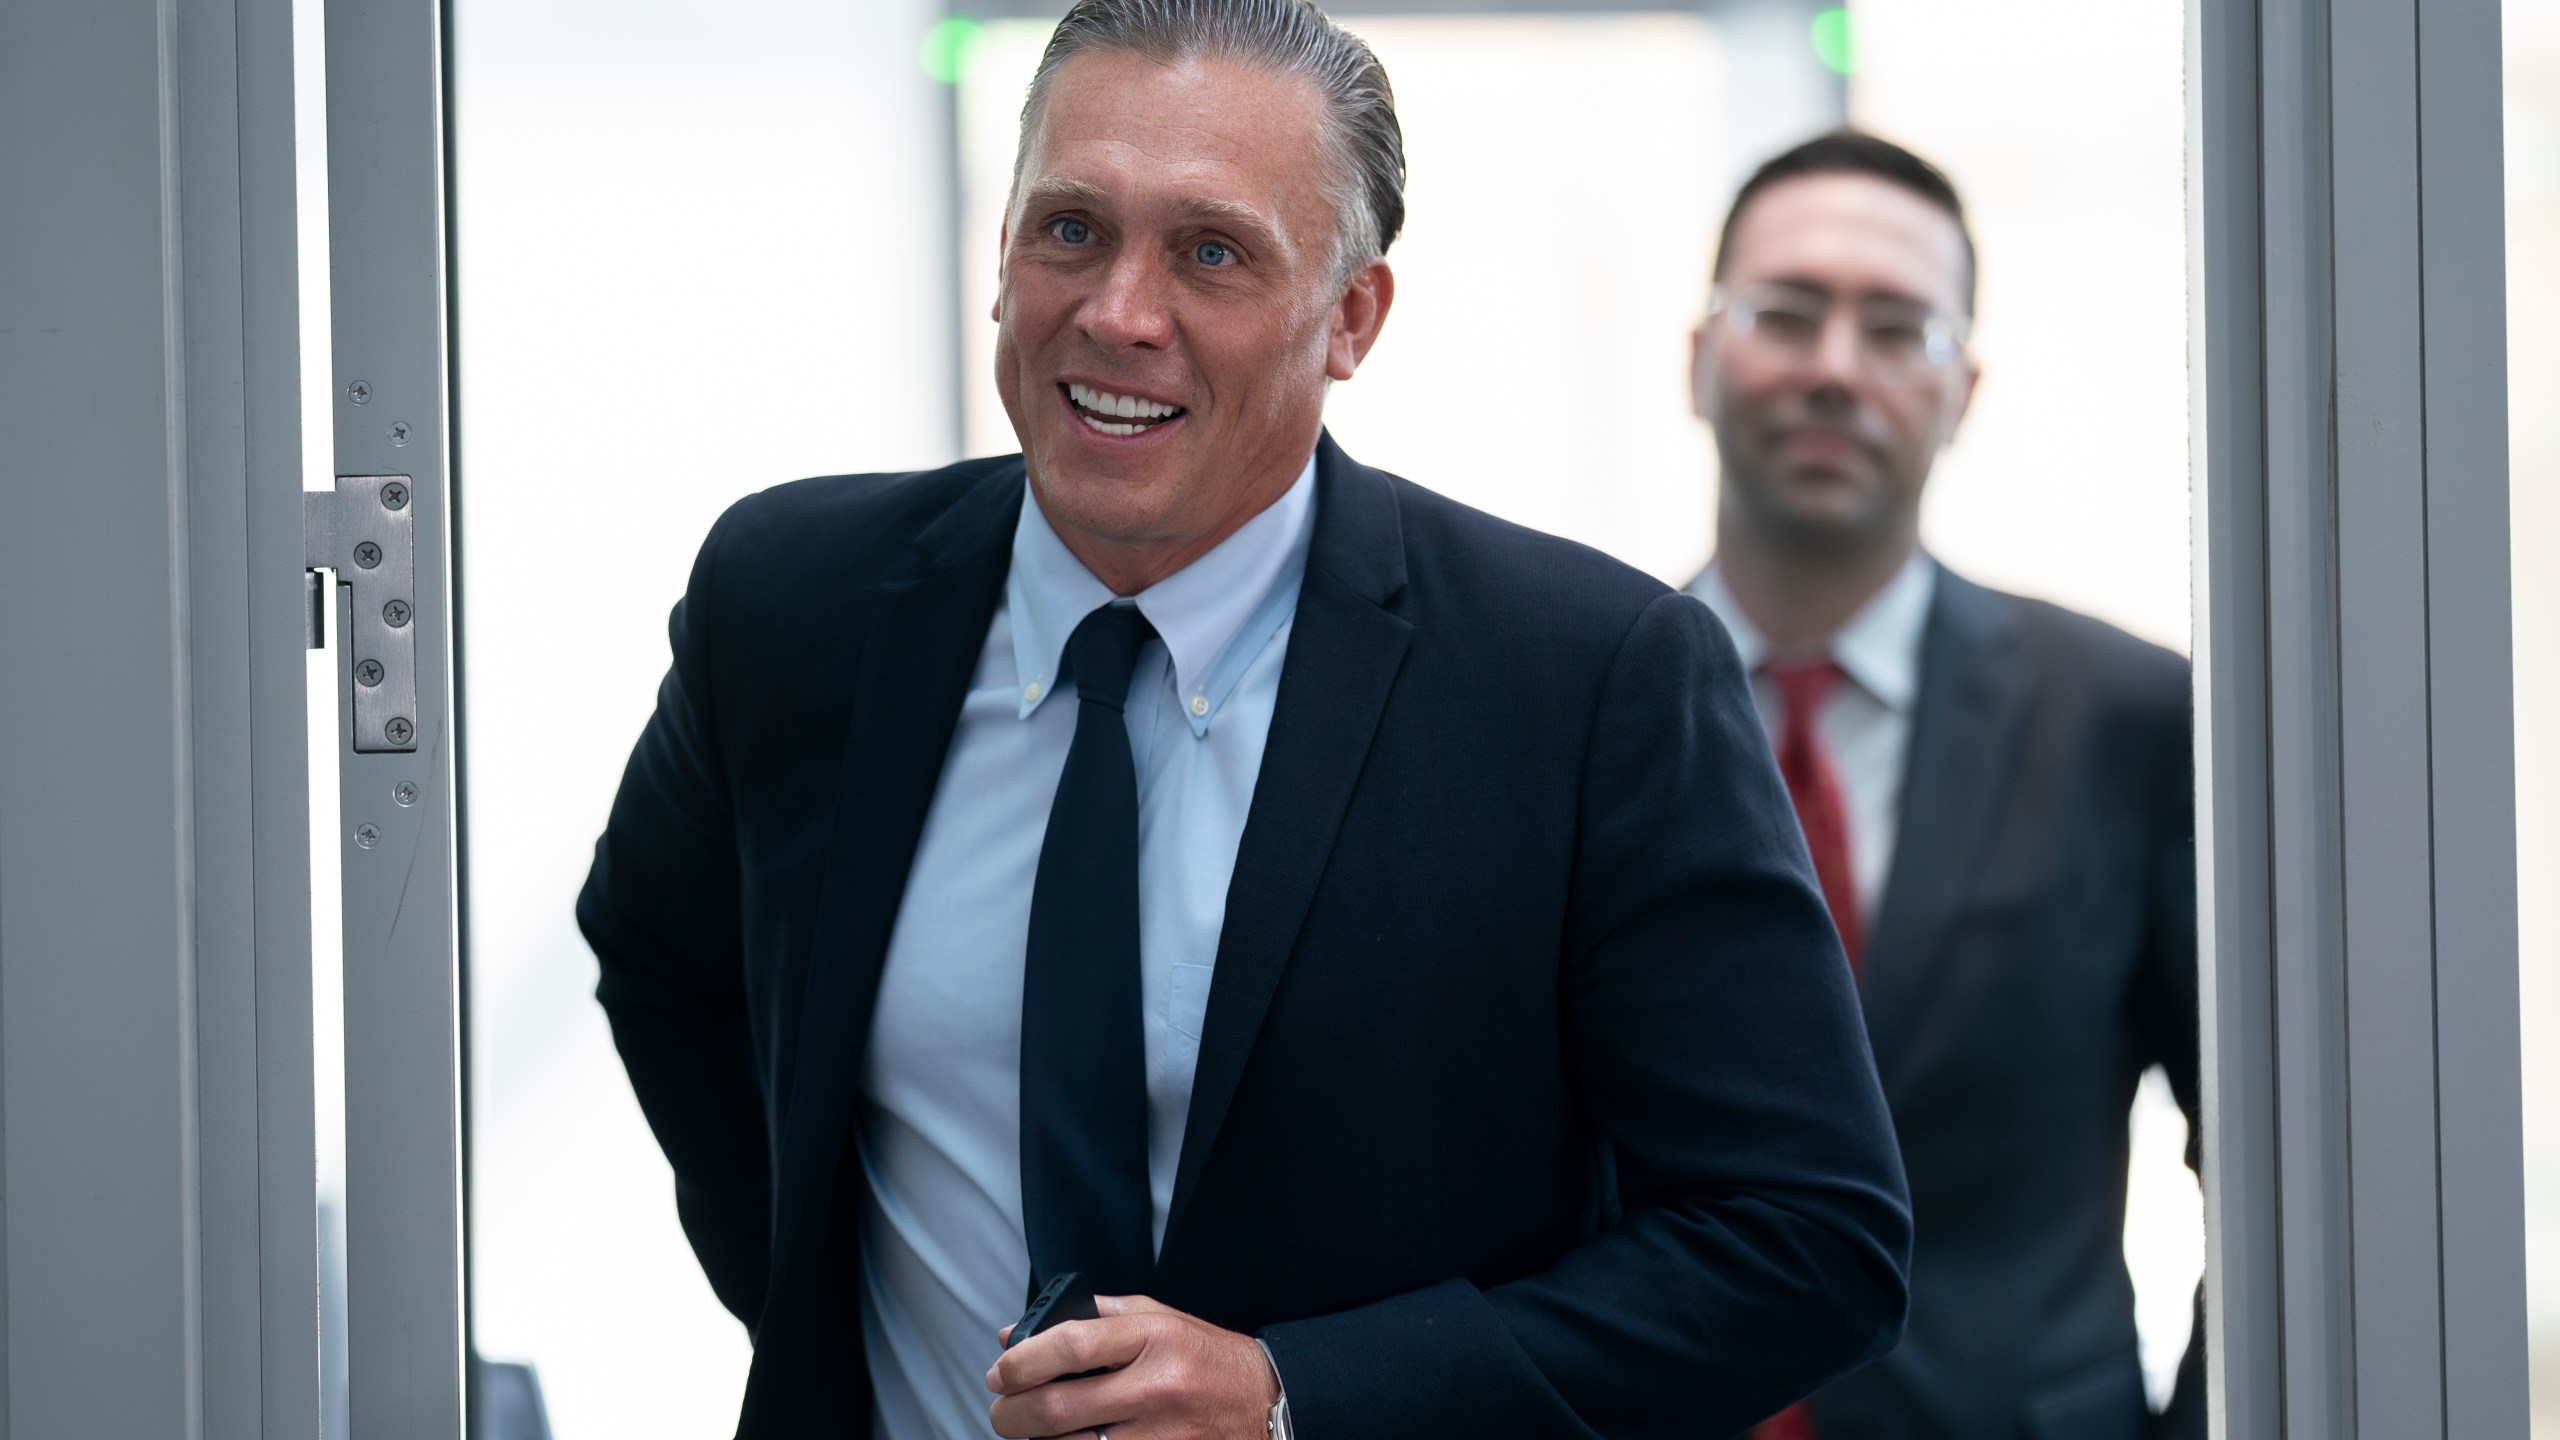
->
<box><xmin>576</xmin><ymin>504</ymin><xmax>772</xmax><ymax>1331</ymax></box>
<box><xmin>1262</xmin><ymin>592</ymin><xmax>1913</xmax><ymax>1439</ymax></box>
<box><xmin>2134</xmin><ymin>678</ymin><xmax>2204</xmax><ymax>1440</ymax></box>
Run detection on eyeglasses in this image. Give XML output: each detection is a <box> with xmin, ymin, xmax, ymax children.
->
<box><xmin>1707</xmin><ymin>282</ymin><xmax>1972</xmax><ymax>382</ymax></box>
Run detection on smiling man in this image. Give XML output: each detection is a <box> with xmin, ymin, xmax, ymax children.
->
<box><xmin>580</xmin><ymin>5</ymin><xmax>1909</xmax><ymax>1437</ymax></box>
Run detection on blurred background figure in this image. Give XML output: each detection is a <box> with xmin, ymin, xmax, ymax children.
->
<box><xmin>1685</xmin><ymin>131</ymin><xmax>2202</xmax><ymax>1440</ymax></box>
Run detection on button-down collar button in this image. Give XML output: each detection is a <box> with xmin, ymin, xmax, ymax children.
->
<box><xmin>1025</xmin><ymin>681</ymin><xmax>1043</xmax><ymax>703</ymax></box>
<box><xmin>1189</xmin><ymin>694</ymin><xmax>1209</xmax><ymax>718</ymax></box>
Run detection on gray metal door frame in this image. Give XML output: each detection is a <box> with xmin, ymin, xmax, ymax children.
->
<box><xmin>2190</xmin><ymin>0</ymin><xmax>2526</xmax><ymax>1432</ymax></box>
<box><xmin>2</xmin><ymin>0</ymin><xmax>465</xmax><ymax>1434</ymax></box>
<box><xmin>0</xmin><ymin>0</ymin><xmax>2534</xmax><ymax>1433</ymax></box>
<box><xmin>319</xmin><ymin>0</ymin><xmax>470</xmax><ymax>1431</ymax></box>
<box><xmin>2</xmin><ymin>0</ymin><xmax>325</xmax><ymax>1436</ymax></box>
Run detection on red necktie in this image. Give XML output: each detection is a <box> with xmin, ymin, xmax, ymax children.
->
<box><xmin>1751</xmin><ymin>658</ymin><xmax>1860</xmax><ymax>1440</ymax></box>
<box><xmin>1763</xmin><ymin>657</ymin><xmax>1863</xmax><ymax>969</ymax></box>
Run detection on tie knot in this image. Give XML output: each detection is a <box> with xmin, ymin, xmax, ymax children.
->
<box><xmin>1763</xmin><ymin>656</ymin><xmax>1843</xmax><ymax>718</ymax></box>
<box><xmin>1063</xmin><ymin>603</ymin><xmax>1158</xmax><ymax>713</ymax></box>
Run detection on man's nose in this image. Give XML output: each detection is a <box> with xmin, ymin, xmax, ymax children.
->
<box><xmin>1080</xmin><ymin>251</ymin><xmax>1175</xmax><ymax>350</ymax></box>
<box><xmin>1811</xmin><ymin>310</ymin><xmax>1867</xmax><ymax>385</ymax></box>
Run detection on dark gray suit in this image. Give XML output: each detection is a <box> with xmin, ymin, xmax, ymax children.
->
<box><xmin>1772</xmin><ymin>568</ymin><xmax>2202</xmax><ymax>1440</ymax></box>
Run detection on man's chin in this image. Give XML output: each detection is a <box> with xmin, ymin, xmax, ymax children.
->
<box><xmin>1026</xmin><ymin>459</ymin><xmax>1185</xmax><ymax>547</ymax></box>
<box><xmin>1762</xmin><ymin>491</ymin><xmax>1899</xmax><ymax>558</ymax></box>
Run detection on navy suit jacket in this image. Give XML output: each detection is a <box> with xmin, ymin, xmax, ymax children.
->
<box><xmin>577</xmin><ymin>437</ymin><xmax>1912</xmax><ymax>1439</ymax></box>
<box><xmin>1795</xmin><ymin>571</ymin><xmax>2200</xmax><ymax>1440</ymax></box>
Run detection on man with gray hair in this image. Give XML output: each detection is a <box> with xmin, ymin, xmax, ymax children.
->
<box><xmin>580</xmin><ymin>3</ymin><xmax>1910</xmax><ymax>1436</ymax></box>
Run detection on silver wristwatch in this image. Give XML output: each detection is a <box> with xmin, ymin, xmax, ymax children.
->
<box><xmin>1256</xmin><ymin>1339</ymin><xmax>1295</xmax><ymax>1440</ymax></box>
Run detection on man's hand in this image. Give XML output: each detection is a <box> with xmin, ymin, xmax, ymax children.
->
<box><xmin>986</xmin><ymin>1294</ymin><xmax>1278</xmax><ymax>1440</ymax></box>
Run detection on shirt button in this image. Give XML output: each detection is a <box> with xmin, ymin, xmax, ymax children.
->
<box><xmin>1189</xmin><ymin>694</ymin><xmax>1209</xmax><ymax>717</ymax></box>
<box><xmin>1025</xmin><ymin>681</ymin><xmax>1043</xmax><ymax>703</ymax></box>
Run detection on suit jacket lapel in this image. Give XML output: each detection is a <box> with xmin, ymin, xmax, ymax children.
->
<box><xmin>747</xmin><ymin>465</ymin><xmax>1021</xmax><ymax>1397</ymax></box>
<box><xmin>1858</xmin><ymin>569</ymin><xmax>2028</xmax><ymax>1078</ymax></box>
<box><xmin>1162</xmin><ymin>435</ymin><xmax>1414</xmax><ymax>1254</ymax></box>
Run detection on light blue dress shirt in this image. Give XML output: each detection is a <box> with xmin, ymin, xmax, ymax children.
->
<box><xmin>854</xmin><ymin>456</ymin><xmax>1317</xmax><ymax>1440</ymax></box>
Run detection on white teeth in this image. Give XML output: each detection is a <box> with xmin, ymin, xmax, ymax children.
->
<box><xmin>1068</xmin><ymin>382</ymin><xmax>1179</xmax><ymax>425</ymax></box>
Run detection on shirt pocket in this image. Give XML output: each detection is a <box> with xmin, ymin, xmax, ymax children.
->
<box><xmin>1163</xmin><ymin>963</ymin><xmax>1215</xmax><ymax>1079</ymax></box>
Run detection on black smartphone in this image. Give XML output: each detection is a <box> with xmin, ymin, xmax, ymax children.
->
<box><xmin>1007</xmin><ymin>1270</ymin><xmax>1105</xmax><ymax>1377</ymax></box>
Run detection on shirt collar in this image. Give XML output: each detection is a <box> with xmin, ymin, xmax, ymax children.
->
<box><xmin>1687</xmin><ymin>549</ymin><xmax>1937</xmax><ymax>712</ymax></box>
<box><xmin>1007</xmin><ymin>452</ymin><xmax>1318</xmax><ymax>732</ymax></box>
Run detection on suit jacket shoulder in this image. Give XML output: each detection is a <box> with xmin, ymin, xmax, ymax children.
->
<box><xmin>677</xmin><ymin>457</ymin><xmax>1024</xmax><ymax>711</ymax></box>
<box><xmin>1982</xmin><ymin>580</ymin><xmax>2190</xmax><ymax>730</ymax></box>
<box><xmin>704</xmin><ymin>456</ymin><xmax>1020</xmax><ymax>609</ymax></box>
<box><xmin>1373</xmin><ymin>469</ymin><xmax>1686</xmax><ymax>667</ymax></box>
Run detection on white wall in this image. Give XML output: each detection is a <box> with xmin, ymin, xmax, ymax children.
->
<box><xmin>451</xmin><ymin>2</ymin><xmax>954</xmax><ymax>1434</ymax></box>
<box><xmin>1850</xmin><ymin>0</ymin><xmax>2192</xmax><ymax>655</ymax></box>
<box><xmin>2504</xmin><ymin>2</ymin><xmax>2560</xmax><ymax>1432</ymax></box>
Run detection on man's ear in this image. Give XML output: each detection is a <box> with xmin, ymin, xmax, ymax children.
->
<box><xmin>1943</xmin><ymin>361</ymin><xmax>1982</xmax><ymax>446</ymax></box>
<box><xmin>1688</xmin><ymin>323</ymin><xmax>1714</xmax><ymax>421</ymax></box>
<box><xmin>1325</xmin><ymin>260</ymin><xmax>1396</xmax><ymax>381</ymax></box>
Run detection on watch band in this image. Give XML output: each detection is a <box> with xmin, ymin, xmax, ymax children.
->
<box><xmin>1255</xmin><ymin>1339</ymin><xmax>1294</xmax><ymax>1440</ymax></box>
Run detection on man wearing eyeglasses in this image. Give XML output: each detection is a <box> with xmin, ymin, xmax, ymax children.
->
<box><xmin>1686</xmin><ymin>131</ymin><xmax>2203</xmax><ymax>1440</ymax></box>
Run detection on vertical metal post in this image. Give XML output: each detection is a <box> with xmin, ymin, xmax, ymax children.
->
<box><xmin>184</xmin><ymin>0</ymin><xmax>332</xmax><ymax>1433</ymax></box>
<box><xmin>2187</xmin><ymin>0</ymin><xmax>2288</xmax><ymax>1429</ymax></box>
<box><xmin>2413</xmin><ymin>0</ymin><xmax>2527</xmax><ymax>1430</ymax></box>
<box><xmin>2259</xmin><ymin>0</ymin><xmax>2362</xmax><ymax>1428</ymax></box>
<box><xmin>2191</xmin><ymin>0</ymin><xmax>2525</xmax><ymax>1433</ymax></box>
<box><xmin>322</xmin><ymin>0</ymin><xmax>466</xmax><ymax>1432</ymax></box>
<box><xmin>3</xmin><ymin>0</ymin><xmax>322</xmax><ymax>1436</ymax></box>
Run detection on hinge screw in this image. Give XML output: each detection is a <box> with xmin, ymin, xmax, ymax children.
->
<box><xmin>384</xmin><ymin>717</ymin><xmax>415</xmax><ymax>746</ymax></box>
<box><xmin>356</xmin><ymin>659</ymin><xmax>384</xmax><ymax>687</ymax></box>
<box><xmin>380</xmin><ymin>481</ymin><xmax>409</xmax><ymax>511</ymax></box>
<box><xmin>347</xmin><ymin>380</ymin><xmax>372</xmax><ymax>405</ymax></box>
<box><xmin>354</xmin><ymin>540</ymin><xmax>383</xmax><ymax>569</ymax></box>
<box><xmin>388</xmin><ymin>421</ymin><xmax>413</xmax><ymax>447</ymax></box>
<box><xmin>354</xmin><ymin>823</ymin><xmax>380</xmax><ymax>849</ymax></box>
<box><xmin>394</xmin><ymin>781</ymin><xmax>420</xmax><ymax>807</ymax></box>
<box><xmin>383</xmin><ymin>598</ymin><xmax>411</xmax><ymax>628</ymax></box>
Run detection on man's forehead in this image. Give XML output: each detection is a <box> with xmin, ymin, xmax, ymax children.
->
<box><xmin>1724</xmin><ymin>174</ymin><xmax>1969</xmax><ymax>303</ymax></box>
<box><xmin>1023</xmin><ymin>50</ymin><xmax>1329</xmax><ymax>205</ymax></box>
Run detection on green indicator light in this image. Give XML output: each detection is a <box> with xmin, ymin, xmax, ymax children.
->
<box><xmin>1810</xmin><ymin>7</ymin><xmax>1858</xmax><ymax>76</ymax></box>
<box><xmin>920</xmin><ymin>17</ymin><xmax>983</xmax><ymax>86</ymax></box>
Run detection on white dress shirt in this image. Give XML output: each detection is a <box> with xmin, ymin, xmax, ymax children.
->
<box><xmin>1687</xmin><ymin>552</ymin><xmax>1937</xmax><ymax>918</ymax></box>
<box><xmin>854</xmin><ymin>456</ymin><xmax>1317</xmax><ymax>1440</ymax></box>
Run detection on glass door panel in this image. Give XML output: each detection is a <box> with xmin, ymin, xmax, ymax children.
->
<box><xmin>1849</xmin><ymin>0</ymin><xmax>2200</xmax><ymax>1403</ymax></box>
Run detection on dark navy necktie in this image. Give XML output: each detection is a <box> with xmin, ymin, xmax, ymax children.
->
<box><xmin>1020</xmin><ymin>601</ymin><xmax>1159</xmax><ymax>1300</ymax></box>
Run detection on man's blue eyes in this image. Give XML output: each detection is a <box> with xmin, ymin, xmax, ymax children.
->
<box><xmin>1045</xmin><ymin>222</ymin><xmax>1232</xmax><ymax>268</ymax></box>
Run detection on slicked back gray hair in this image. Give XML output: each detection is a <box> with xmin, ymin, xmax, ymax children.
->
<box><xmin>1014</xmin><ymin>0</ymin><xmax>1407</xmax><ymax>287</ymax></box>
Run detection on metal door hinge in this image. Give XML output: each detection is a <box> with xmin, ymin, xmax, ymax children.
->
<box><xmin>305</xmin><ymin>474</ymin><xmax>419</xmax><ymax>753</ymax></box>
